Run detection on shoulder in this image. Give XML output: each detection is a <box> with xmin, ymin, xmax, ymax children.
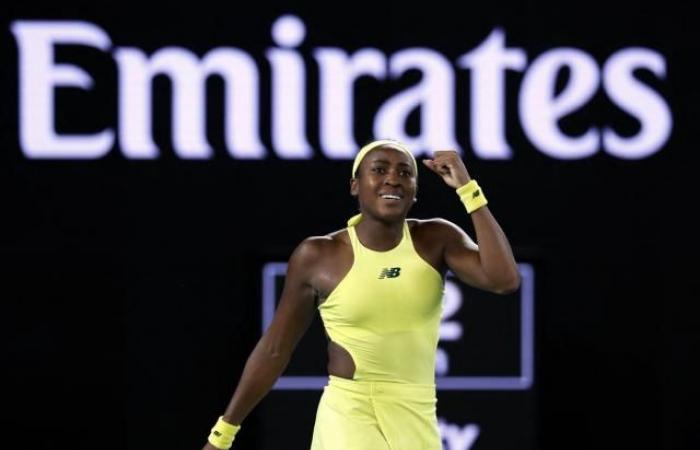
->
<box><xmin>408</xmin><ymin>217</ymin><xmax>465</xmax><ymax>239</ymax></box>
<box><xmin>408</xmin><ymin>218</ymin><xmax>477</xmax><ymax>249</ymax></box>
<box><xmin>289</xmin><ymin>228</ymin><xmax>350</xmax><ymax>265</ymax></box>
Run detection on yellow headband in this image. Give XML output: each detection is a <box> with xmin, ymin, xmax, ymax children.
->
<box><xmin>351</xmin><ymin>139</ymin><xmax>417</xmax><ymax>177</ymax></box>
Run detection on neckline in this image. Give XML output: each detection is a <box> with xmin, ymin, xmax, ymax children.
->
<box><xmin>349</xmin><ymin>221</ymin><xmax>409</xmax><ymax>254</ymax></box>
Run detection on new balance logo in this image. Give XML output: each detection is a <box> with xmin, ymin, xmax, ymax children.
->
<box><xmin>378</xmin><ymin>267</ymin><xmax>401</xmax><ymax>279</ymax></box>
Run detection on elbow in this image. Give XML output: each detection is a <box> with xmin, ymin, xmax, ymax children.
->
<box><xmin>255</xmin><ymin>346</ymin><xmax>292</xmax><ymax>370</ymax></box>
<box><xmin>491</xmin><ymin>271</ymin><xmax>521</xmax><ymax>295</ymax></box>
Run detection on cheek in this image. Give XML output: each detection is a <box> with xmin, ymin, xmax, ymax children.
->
<box><xmin>361</xmin><ymin>177</ymin><xmax>381</xmax><ymax>190</ymax></box>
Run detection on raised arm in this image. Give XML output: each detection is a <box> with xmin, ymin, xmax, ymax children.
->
<box><xmin>202</xmin><ymin>239</ymin><xmax>321</xmax><ymax>449</ymax></box>
<box><xmin>423</xmin><ymin>151</ymin><xmax>520</xmax><ymax>294</ymax></box>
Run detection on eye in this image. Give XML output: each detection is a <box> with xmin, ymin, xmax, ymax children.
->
<box><xmin>400</xmin><ymin>170</ymin><xmax>412</xmax><ymax>177</ymax></box>
<box><xmin>371</xmin><ymin>167</ymin><xmax>386</xmax><ymax>174</ymax></box>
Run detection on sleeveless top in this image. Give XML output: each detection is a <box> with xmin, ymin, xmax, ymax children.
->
<box><xmin>318</xmin><ymin>220</ymin><xmax>444</xmax><ymax>385</ymax></box>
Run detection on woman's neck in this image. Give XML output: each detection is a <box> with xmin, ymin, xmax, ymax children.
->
<box><xmin>354</xmin><ymin>215</ymin><xmax>405</xmax><ymax>251</ymax></box>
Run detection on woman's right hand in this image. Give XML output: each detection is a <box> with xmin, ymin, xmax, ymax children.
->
<box><xmin>202</xmin><ymin>442</ymin><xmax>226</xmax><ymax>450</ymax></box>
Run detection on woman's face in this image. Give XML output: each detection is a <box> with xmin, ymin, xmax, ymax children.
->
<box><xmin>350</xmin><ymin>145</ymin><xmax>417</xmax><ymax>222</ymax></box>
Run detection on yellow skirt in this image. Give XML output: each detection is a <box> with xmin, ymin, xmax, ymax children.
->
<box><xmin>310</xmin><ymin>375</ymin><xmax>441</xmax><ymax>450</ymax></box>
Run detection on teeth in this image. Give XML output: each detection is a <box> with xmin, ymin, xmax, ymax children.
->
<box><xmin>381</xmin><ymin>194</ymin><xmax>401</xmax><ymax>200</ymax></box>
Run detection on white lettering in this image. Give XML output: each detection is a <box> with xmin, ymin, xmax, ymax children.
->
<box><xmin>115</xmin><ymin>47</ymin><xmax>265</xmax><ymax>159</ymax></box>
<box><xmin>314</xmin><ymin>48</ymin><xmax>386</xmax><ymax>157</ymax></box>
<box><xmin>116</xmin><ymin>48</ymin><xmax>203</xmax><ymax>158</ymax></box>
<box><xmin>602</xmin><ymin>48</ymin><xmax>672</xmax><ymax>159</ymax></box>
<box><xmin>374</xmin><ymin>48</ymin><xmax>460</xmax><ymax>156</ymax></box>
<box><xmin>520</xmin><ymin>48</ymin><xmax>600</xmax><ymax>159</ymax></box>
<box><xmin>267</xmin><ymin>15</ymin><xmax>312</xmax><ymax>158</ymax></box>
<box><xmin>10</xmin><ymin>20</ymin><xmax>673</xmax><ymax>162</ymax></box>
<box><xmin>437</xmin><ymin>280</ymin><xmax>463</xmax><ymax>375</ymax></box>
<box><xmin>11</xmin><ymin>21</ymin><xmax>114</xmax><ymax>158</ymax></box>
<box><xmin>439</xmin><ymin>419</ymin><xmax>480</xmax><ymax>450</ymax></box>
<box><xmin>458</xmin><ymin>28</ymin><xmax>527</xmax><ymax>159</ymax></box>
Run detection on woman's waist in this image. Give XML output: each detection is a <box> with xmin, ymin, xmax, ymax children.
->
<box><xmin>327</xmin><ymin>374</ymin><xmax>436</xmax><ymax>398</ymax></box>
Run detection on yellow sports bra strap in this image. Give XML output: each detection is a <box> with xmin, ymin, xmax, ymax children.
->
<box><xmin>346</xmin><ymin>223</ymin><xmax>360</xmax><ymax>254</ymax></box>
<box><xmin>347</xmin><ymin>213</ymin><xmax>363</xmax><ymax>227</ymax></box>
<box><xmin>401</xmin><ymin>220</ymin><xmax>412</xmax><ymax>245</ymax></box>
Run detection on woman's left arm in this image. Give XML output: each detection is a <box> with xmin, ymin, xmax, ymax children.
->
<box><xmin>423</xmin><ymin>151</ymin><xmax>520</xmax><ymax>294</ymax></box>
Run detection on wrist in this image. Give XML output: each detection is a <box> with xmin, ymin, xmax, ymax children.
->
<box><xmin>456</xmin><ymin>179</ymin><xmax>488</xmax><ymax>213</ymax></box>
<box><xmin>207</xmin><ymin>416</ymin><xmax>240</xmax><ymax>450</ymax></box>
<box><xmin>454</xmin><ymin>174</ymin><xmax>471</xmax><ymax>187</ymax></box>
<box><xmin>221</xmin><ymin>415</ymin><xmax>239</xmax><ymax>426</ymax></box>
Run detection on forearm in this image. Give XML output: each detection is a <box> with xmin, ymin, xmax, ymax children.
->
<box><xmin>221</xmin><ymin>337</ymin><xmax>291</xmax><ymax>425</ymax></box>
<box><xmin>424</xmin><ymin>150</ymin><xmax>519</xmax><ymax>291</ymax></box>
<box><xmin>470</xmin><ymin>206</ymin><xmax>520</xmax><ymax>293</ymax></box>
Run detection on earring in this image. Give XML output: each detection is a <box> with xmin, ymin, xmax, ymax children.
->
<box><xmin>413</xmin><ymin>197</ymin><xmax>418</xmax><ymax>203</ymax></box>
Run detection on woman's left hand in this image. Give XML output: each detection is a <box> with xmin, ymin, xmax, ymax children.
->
<box><xmin>422</xmin><ymin>150</ymin><xmax>471</xmax><ymax>189</ymax></box>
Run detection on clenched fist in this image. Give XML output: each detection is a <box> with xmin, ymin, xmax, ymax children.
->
<box><xmin>422</xmin><ymin>150</ymin><xmax>471</xmax><ymax>189</ymax></box>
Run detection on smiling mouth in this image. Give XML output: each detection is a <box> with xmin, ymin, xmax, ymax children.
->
<box><xmin>380</xmin><ymin>194</ymin><xmax>402</xmax><ymax>200</ymax></box>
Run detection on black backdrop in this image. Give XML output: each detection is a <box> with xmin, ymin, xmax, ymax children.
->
<box><xmin>2</xmin><ymin>1</ymin><xmax>699</xmax><ymax>449</ymax></box>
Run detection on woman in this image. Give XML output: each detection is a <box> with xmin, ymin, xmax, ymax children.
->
<box><xmin>203</xmin><ymin>139</ymin><xmax>520</xmax><ymax>449</ymax></box>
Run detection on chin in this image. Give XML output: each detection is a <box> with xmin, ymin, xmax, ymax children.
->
<box><xmin>376</xmin><ymin>207</ymin><xmax>410</xmax><ymax>222</ymax></box>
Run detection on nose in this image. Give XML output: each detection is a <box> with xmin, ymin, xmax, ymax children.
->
<box><xmin>383</xmin><ymin>171</ymin><xmax>400</xmax><ymax>186</ymax></box>
<box><xmin>383</xmin><ymin>168</ymin><xmax>403</xmax><ymax>185</ymax></box>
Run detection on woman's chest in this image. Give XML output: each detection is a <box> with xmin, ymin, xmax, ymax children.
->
<box><xmin>318</xmin><ymin>246</ymin><xmax>443</xmax><ymax>325</ymax></box>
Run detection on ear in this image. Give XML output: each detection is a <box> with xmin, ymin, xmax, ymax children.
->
<box><xmin>350</xmin><ymin>178</ymin><xmax>359</xmax><ymax>196</ymax></box>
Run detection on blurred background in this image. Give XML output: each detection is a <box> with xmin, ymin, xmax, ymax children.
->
<box><xmin>2</xmin><ymin>1</ymin><xmax>698</xmax><ymax>449</ymax></box>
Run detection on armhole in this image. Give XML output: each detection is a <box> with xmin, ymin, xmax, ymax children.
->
<box><xmin>407</xmin><ymin>219</ymin><xmax>444</xmax><ymax>279</ymax></box>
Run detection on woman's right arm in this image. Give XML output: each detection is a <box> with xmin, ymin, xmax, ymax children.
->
<box><xmin>202</xmin><ymin>239</ymin><xmax>322</xmax><ymax>449</ymax></box>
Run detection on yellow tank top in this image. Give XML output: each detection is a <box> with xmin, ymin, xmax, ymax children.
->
<box><xmin>318</xmin><ymin>220</ymin><xmax>444</xmax><ymax>384</ymax></box>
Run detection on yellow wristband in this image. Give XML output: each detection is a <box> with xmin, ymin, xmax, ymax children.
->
<box><xmin>207</xmin><ymin>416</ymin><xmax>240</xmax><ymax>450</ymax></box>
<box><xmin>456</xmin><ymin>179</ymin><xmax>488</xmax><ymax>213</ymax></box>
